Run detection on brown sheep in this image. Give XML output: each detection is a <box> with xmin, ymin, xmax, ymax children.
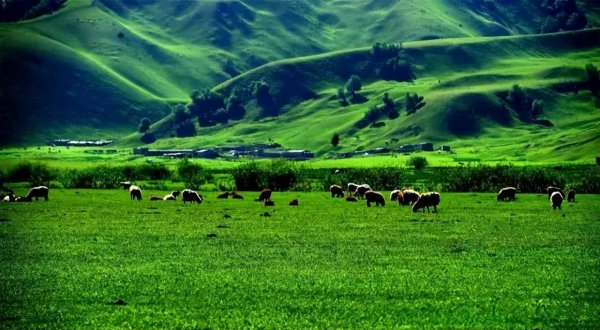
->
<box><xmin>230</xmin><ymin>192</ymin><xmax>244</xmax><ymax>199</ymax></box>
<box><xmin>551</xmin><ymin>191</ymin><xmax>563</xmax><ymax>210</ymax></box>
<box><xmin>567</xmin><ymin>189</ymin><xmax>576</xmax><ymax>202</ymax></box>
<box><xmin>365</xmin><ymin>191</ymin><xmax>385</xmax><ymax>207</ymax></box>
<box><xmin>289</xmin><ymin>199</ymin><xmax>299</xmax><ymax>206</ymax></box>
<box><xmin>129</xmin><ymin>185</ymin><xmax>142</xmax><ymax>201</ymax></box>
<box><xmin>355</xmin><ymin>184</ymin><xmax>372</xmax><ymax>199</ymax></box>
<box><xmin>330</xmin><ymin>185</ymin><xmax>344</xmax><ymax>198</ymax></box>
<box><xmin>264</xmin><ymin>200</ymin><xmax>275</xmax><ymax>206</ymax></box>
<box><xmin>401</xmin><ymin>189</ymin><xmax>421</xmax><ymax>206</ymax></box>
<box><xmin>412</xmin><ymin>192</ymin><xmax>440</xmax><ymax>213</ymax></box>
<box><xmin>257</xmin><ymin>189</ymin><xmax>272</xmax><ymax>202</ymax></box>
<box><xmin>497</xmin><ymin>187</ymin><xmax>517</xmax><ymax>202</ymax></box>
<box><xmin>217</xmin><ymin>192</ymin><xmax>231</xmax><ymax>199</ymax></box>
<box><xmin>547</xmin><ymin>186</ymin><xmax>565</xmax><ymax>199</ymax></box>
<box><xmin>345</xmin><ymin>195</ymin><xmax>358</xmax><ymax>202</ymax></box>
<box><xmin>182</xmin><ymin>189</ymin><xmax>203</xmax><ymax>204</ymax></box>
<box><xmin>25</xmin><ymin>186</ymin><xmax>49</xmax><ymax>201</ymax></box>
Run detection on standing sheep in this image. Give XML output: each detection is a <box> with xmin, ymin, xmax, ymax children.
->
<box><xmin>567</xmin><ymin>189</ymin><xmax>576</xmax><ymax>202</ymax></box>
<box><xmin>182</xmin><ymin>189</ymin><xmax>203</xmax><ymax>204</ymax></box>
<box><xmin>551</xmin><ymin>191</ymin><xmax>563</xmax><ymax>210</ymax></box>
<box><xmin>401</xmin><ymin>189</ymin><xmax>421</xmax><ymax>206</ymax></box>
<box><xmin>129</xmin><ymin>185</ymin><xmax>142</xmax><ymax>201</ymax></box>
<box><xmin>497</xmin><ymin>187</ymin><xmax>517</xmax><ymax>202</ymax></box>
<box><xmin>547</xmin><ymin>186</ymin><xmax>565</xmax><ymax>199</ymax></box>
<box><xmin>257</xmin><ymin>189</ymin><xmax>272</xmax><ymax>202</ymax></box>
<box><xmin>412</xmin><ymin>192</ymin><xmax>440</xmax><ymax>213</ymax></box>
<box><xmin>364</xmin><ymin>191</ymin><xmax>385</xmax><ymax>207</ymax></box>
<box><xmin>355</xmin><ymin>184</ymin><xmax>372</xmax><ymax>199</ymax></box>
<box><xmin>25</xmin><ymin>186</ymin><xmax>49</xmax><ymax>201</ymax></box>
<box><xmin>390</xmin><ymin>189</ymin><xmax>401</xmax><ymax>201</ymax></box>
<box><xmin>330</xmin><ymin>185</ymin><xmax>344</xmax><ymax>198</ymax></box>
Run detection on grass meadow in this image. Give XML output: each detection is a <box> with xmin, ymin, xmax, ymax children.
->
<box><xmin>1</xmin><ymin>190</ymin><xmax>599</xmax><ymax>329</ymax></box>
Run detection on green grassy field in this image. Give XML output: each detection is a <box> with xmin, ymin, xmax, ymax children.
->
<box><xmin>1</xmin><ymin>190</ymin><xmax>599</xmax><ymax>328</ymax></box>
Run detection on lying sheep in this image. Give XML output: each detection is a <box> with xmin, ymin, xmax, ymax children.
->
<box><xmin>163</xmin><ymin>190</ymin><xmax>180</xmax><ymax>201</ymax></box>
<box><xmin>345</xmin><ymin>195</ymin><xmax>358</xmax><ymax>202</ymax></box>
<box><xmin>217</xmin><ymin>192</ymin><xmax>230</xmax><ymax>199</ymax></box>
<box><xmin>264</xmin><ymin>200</ymin><xmax>275</xmax><ymax>207</ymax></box>
<box><xmin>412</xmin><ymin>192</ymin><xmax>440</xmax><ymax>213</ymax></box>
<box><xmin>289</xmin><ymin>199</ymin><xmax>299</xmax><ymax>206</ymax></box>
<box><xmin>2</xmin><ymin>193</ymin><xmax>15</xmax><ymax>202</ymax></box>
<box><xmin>401</xmin><ymin>189</ymin><xmax>421</xmax><ymax>206</ymax></box>
<box><xmin>551</xmin><ymin>191</ymin><xmax>563</xmax><ymax>210</ymax></box>
<box><xmin>497</xmin><ymin>187</ymin><xmax>517</xmax><ymax>202</ymax></box>
<box><xmin>129</xmin><ymin>185</ymin><xmax>142</xmax><ymax>201</ymax></box>
<box><xmin>182</xmin><ymin>189</ymin><xmax>203</xmax><ymax>204</ymax></box>
<box><xmin>230</xmin><ymin>192</ymin><xmax>244</xmax><ymax>199</ymax></box>
<box><xmin>365</xmin><ymin>191</ymin><xmax>385</xmax><ymax>207</ymax></box>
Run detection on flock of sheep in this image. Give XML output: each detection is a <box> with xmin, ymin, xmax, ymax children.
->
<box><xmin>1</xmin><ymin>182</ymin><xmax>576</xmax><ymax>212</ymax></box>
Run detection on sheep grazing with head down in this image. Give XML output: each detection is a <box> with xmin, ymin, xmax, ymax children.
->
<box><xmin>567</xmin><ymin>189</ymin><xmax>576</xmax><ymax>202</ymax></box>
<box><xmin>547</xmin><ymin>186</ymin><xmax>564</xmax><ymax>199</ymax></box>
<box><xmin>257</xmin><ymin>189</ymin><xmax>272</xmax><ymax>202</ymax></box>
<box><xmin>390</xmin><ymin>189</ymin><xmax>401</xmax><ymax>201</ymax></box>
<box><xmin>330</xmin><ymin>185</ymin><xmax>344</xmax><ymax>198</ymax></box>
<box><xmin>182</xmin><ymin>189</ymin><xmax>203</xmax><ymax>204</ymax></box>
<box><xmin>551</xmin><ymin>191</ymin><xmax>563</xmax><ymax>210</ymax></box>
<box><xmin>365</xmin><ymin>191</ymin><xmax>385</xmax><ymax>207</ymax></box>
<box><xmin>412</xmin><ymin>192</ymin><xmax>440</xmax><ymax>213</ymax></box>
<box><xmin>25</xmin><ymin>186</ymin><xmax>49</xmax><ymax>201</ymax></box>
<box><xmin>347</xmin><ymin>183</ymin><xmax>359</xmax><ymax>195</ymax></box>
<box><xmin>497</xmin><ymin>187</ymin><xmax>517</xmax><ymax>202</ymax></box>
<box><xmin>129</xmin><ymin>185</ymin><xmax>142</xmax><ymax>201</ymax></box>
<box><xmin>401</xmin><ymin>189</ymin><xmax>421</xmax><ymax>206</ymax></box>
<box><xmin>355</xmin><ymin>184</ymin><xmax>372</xmax><ymax>199</ymax></box>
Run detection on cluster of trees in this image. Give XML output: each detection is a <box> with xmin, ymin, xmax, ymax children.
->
<box><xmin>0</xmin><ymin>0</ymin><xmax>66</xmax><ymax>22</ymax></box>
<box><xmin>337</xmin><ymin>75</ymin><xmax>366</xmax><ymax>105</ymax></box>
<box><xmin>507</xmin><ymin>84</ymin><xmax>544</xmax><ymax>122</ymax></box>
<box><xmin>540</xmin><ymin>0</ymin><xmax>587</xmax><ymax>33</ymax></box>
<box><xmin>371</xmin><ymin>42</ymin><xmax>414</xmax><ymax>82</ymax></box>
<box><xmin>405</xmin><ymin>93</ymin><xmax>426</xmax><ymax>115</ymax></box>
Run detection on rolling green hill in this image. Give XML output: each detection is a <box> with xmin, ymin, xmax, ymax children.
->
<box><xmin>0</xmin><ymin>0</ymin><xmax>598</xmax><ymax>165</ymax></box>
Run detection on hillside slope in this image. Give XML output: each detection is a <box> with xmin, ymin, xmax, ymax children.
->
<box><xmin>1</xmin><ymin>0</ymin><xmax>594</xmax><ymax>145</ymax></box>
<box><xmin>143</xmin><ymin>29</ymin><xmax>600</xmax><ymax>163</ymax></box>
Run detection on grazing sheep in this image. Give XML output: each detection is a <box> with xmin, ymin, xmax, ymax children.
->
<box><xmin>345</xmin><ymin>195</ymin><xmax>358</xmax><ymax>202</ymax></box>
<box><xmin>25</xmin><ymin>186</ymin><xmax>49</xmax><ymax>201</ymax></box>
<box><xmin>182</xmin><ymin>189</ymin><xmax>203</xmax><ymax>204</ymax></box>
<box><xmin>257</xmin><ymin>189</ymin><xmax>272</xmax><ymax>202</ymax></box>
<box><xmin>412</xmin><ymin>192</ymin><xmax>440</xmax><ymax>213</ymax></box>
<box><xmin>547</xmin><ymin>186</ymin><xmax>565</xmax><ymax>199</ymax></box>
<box><xmin>396</xmin><ymin>191</ymin><xmax>405</xmax><ymax>206</ymax></box>
<box><xmin>355</xmin><ymin>184</ymin><xmax>372</xmax><ymax>199</ymax></box>
<box><xmin>401</xmin><ymin>189</ymin><xmax>421</xmax><ymax>206</ymax></box>
<box><xmin>330</xmin><ymin>185</ymin><xmax>344</xmax><ymax>198</ymax></box>
<box><xmin>289</xmin><ymin>199</ymin><xmax>299</xmax><ymax>206</ymax></box>
<box><xmin>120</xmin><ymin>181</ymin><xmax>132</xmax><ymax>189</ymax></box>
<box><xmin>230</xmin><ymin>192</ymin><xmax>244</xmax><ymax>199</ymax></box>
<box><xmin>163</xmin><ymin>190</ymin><xmax>180</xmax><ymax>201</ymax></box>
<box><xmin>365</xmin><ymin>191</ymin><xmax>385</xmax><ymax>207</ymax></box>
<box><xmin>129</xmin><ymin>185</ymin><xmax>142</xmax><ymax>201</ymax></box>
<box><xmin>551</xmin><ymin>191</ymin><xmax>563</xmax><ymax>210</ymax></box>
<box><xmin>567</xmin><ymin>189</ymin><xmax>576</xmax><ymax>202</ymax></box>
<box><xmin>347</xmin><ymin>183</ymin><xmax>359</xmax><ymax>195</ymax></box>
<box><xmin>390</xmin><ymin>189</ymin><xmax>401</xmax><ymax>201</ymax></box>
<box><xmin>497</xmin><ymin>187</ymin><xmax>517</xmax><ymax>202</ymax></box>
<box><xmin>264</xmin><ymin>200</ymin><xmax>275</xmax><ymax>206</ymax></box>
<box><xmin>217</xmin><ymin>192</ymin><xmax>231</xmax><ymax>199</ymax></box>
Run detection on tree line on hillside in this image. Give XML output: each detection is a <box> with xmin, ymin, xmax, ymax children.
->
<box><xmin>540</xmin><ymin>0</ymin><xmax>588</xmax><ymax>33</ymax></box>
<box><xmin>0</xmin><ymin>0</ymin><xmax>66</xmax><ymax>22</ymax></box>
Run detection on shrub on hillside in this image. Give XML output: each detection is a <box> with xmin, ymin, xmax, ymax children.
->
<box><xmin>177</xmin><ymin>159</ymin><xmax>206</xmax><ymax>190</ymax></box>
<box><xmin>407</xmin><ymin>156</ymin><xmax>428</xmax><ymax>170</ymax></box>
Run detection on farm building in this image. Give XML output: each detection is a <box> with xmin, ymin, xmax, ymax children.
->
<box><xmin>418</xmin><ymin>142</ymin><xmax>434</xmax><ymax>151</ymax></box>
<box><xmin>440</xmin><ymin>145</ymin><xmax>451</xmax><ymax>152</ymax></box>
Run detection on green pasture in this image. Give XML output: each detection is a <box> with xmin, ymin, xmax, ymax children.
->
<box><xmin>1</xmin><ymin>190</ymin><xmax>599</xmax><ymax>328</ymax></box>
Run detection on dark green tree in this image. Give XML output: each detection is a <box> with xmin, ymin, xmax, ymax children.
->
<box><xmin>172</xmin><ymin>104</ymin><xmax>189</xmax><ymax>124</ymax></box>
<box><xmin>331</xmin><ymin>133</ymin><xmax>340</xmax><ymax>147</ymax></box>
<box><xmin>225</xmin><ymin>95</ymin><xmax>246</xmax><ymax>120</ymax></box>
<box><xmin>585</xmin><ymin>63</ymin><xmax>600</xmax><ymax>97</ymax></box>
<box><xmin>188</xmin><ymin>89</ymin><xmax>225</xmax><ymax>127</ymax></box>
<box><xmin>406</xmin><ymin>93</ymin><xmax>425</xmax><ymax>115</ymax></box>
<box><xmin>138</xmin><ymin>117</ymin><xmax>151</xmax><ymax>134</ymax></box>
<box><xmin>345</xmin><ymin>75</ymin><xmax>362</xmax><ymax>96</ymax></box>
<box><xmin>371</xmin><ymin>42</ymin><xmax>402</xmax><ymax>61</ymax></box>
